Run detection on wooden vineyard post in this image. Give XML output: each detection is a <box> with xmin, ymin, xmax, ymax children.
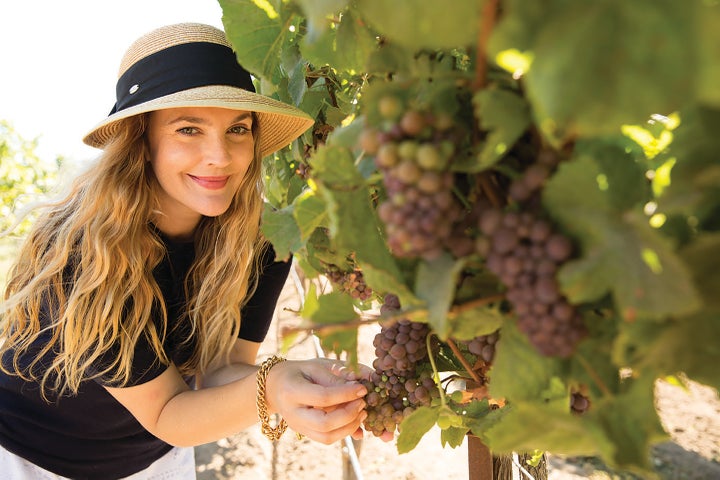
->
<box><xmin>468</xmin><ymin>435</ymin><xmax>494</xmax><ymax>480</ymax></box>
<box><xmin>468</xmin><ymin>436</ymin><xmax>548</xmax><ymax>480</ymax></box>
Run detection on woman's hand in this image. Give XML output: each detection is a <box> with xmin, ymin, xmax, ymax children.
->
<box><xmin>264</xmin><ymin>358</ymin><xmax>371</xmax><ymax>444</ymax></box>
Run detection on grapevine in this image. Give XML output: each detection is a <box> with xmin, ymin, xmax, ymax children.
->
<box><xmin>221</xmin><ymin>0</ymin><xmax>720</xmax><ymax>475</ymax></box>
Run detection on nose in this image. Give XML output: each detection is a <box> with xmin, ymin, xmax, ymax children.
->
<box><xmin>202</xmin><ymin>134</ymin><xmax>232</xmax><ymax>167</ymax></box>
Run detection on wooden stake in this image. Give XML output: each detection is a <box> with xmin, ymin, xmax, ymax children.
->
<box><xmin>468</xmin><ymin>435</ymin><xmax>494</xmax><ymax>480</ymax></box>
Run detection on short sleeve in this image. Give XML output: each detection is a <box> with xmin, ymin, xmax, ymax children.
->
<box><xmin>238</xmin><ymin>245</ymin><xmax>292</xmax><ymax>343</ymax></box>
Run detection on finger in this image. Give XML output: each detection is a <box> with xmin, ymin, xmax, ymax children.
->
<box><xmin>294</xmin><ymin>379</ymin><xmax>367</xmax><ymax>408</ymax></box>
<box><xmin>351</xmin><ymin>426</ymin><xmax>364</xmax><ymax>441</ymax></box>
<box><xmin>298</xmin><ymin>409</ymin><xmax>368</xmax><ymax>445</ymax></box>
<box><xmin>292</xmin><ymin>398</ymin><xmax>366</xmax><ymax>433</ymax></box>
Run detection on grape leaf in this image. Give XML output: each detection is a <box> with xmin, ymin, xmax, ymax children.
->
<box><xmin>295</xmin><ymin>0</ymin><xmax>349</xmax><ymax>42</ymax></box>
<box><xmin>301</xmin><ymin>291</ymin><xmax>359</xmax><ymax>365</ymax></box>
<box><xmin>695</xmin><ymin>1</ymin><xmax>720</xmax><ymax>106</ymax></box>
<box><xmin>397</xmin><ymin>406</ymin><xmax>439</xmax><ymax>454</ymax></box>
<box><xmin>569</xmin><ymin>310</ymin><xmax>622</xmax><ymax>397</ymax></box>
<box><xmin>309</xmin><ymin>144</ymin><xmax>365</xmax><ymax>188</ymax></box>
<box><xmin>484</xmin><ymin>402</ymin><xmax>601</xmax><ymax>456</ymax></box>
<box><xmin>261</xmin><ymin>204</ymin><xmax>303</xmax><ymax>261</ymax></box>
<box><xmin>415</xmin><ymin>253</ymin><xmax>466</xmax><ymax>340</ymax></box>
<box><xmin>448</xmin><ymin>304</ymin><xmax>504</xmax><ymax>341</ymax></box>
<box><xmin>441</xmin><ymin>427</ymin><xmax>468</xmax><ymax>449</ymax></box>
<box><xmin>679</xmin><ymin>233</ymin><xmax>720</xmax><ymax>311</ymax></box>
<box><xmin>301</xmin><ymin>10</ymin><xmax>378</xmax><ymax>73</ymax></box>
<box><xmin>465</xmin><ymin>88</ymin><xmax>530</xmax><ymax>172</ymax></box>
<box><xmin>590</xmin><ymin>375</ymin><xmax>667</xmax><ymax>473</ymax></box>
<box><xmin>489</xmin><ymin>320</ymin><xmax>566</xmax><ymax>402</ymax></box>
<box><xmin>489</xmin><ymin>0</ymin><xmax>570</xmax><ymax>55</ymax></box>
<box><xmin>544</xmin><ymin>155</ymin><xmax>702</xmax><ymax>320</ymax></box>
<box><xmin>657</xmin><ymin>106</ymin><xmax>720</xmax><ymax>225</ymax></box>
<box><xmin>220</xmin><ymin>0</ymin><xmax>287</xmax><ymax>82</ymax></box>
<box><xmin>355</xmin><ymin>0</ymin><xmax>477</xmax><ymax>50</ymax></box>
<box><xmin>292</xmin><ymin>189</ymin><xmax>328</xmax><ymax>241</ymax></box>
<box><xmin>615</xmin><ymin>312</ymin><xmax>720</xmax><ymax>391</ymax></box>
<box><xmin>525</xmin><ymin>0</ymin><xmax>695</xmax><ymax>139</ymax></box>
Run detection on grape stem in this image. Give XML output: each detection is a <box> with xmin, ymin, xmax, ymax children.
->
<box><xmin>478</xmin><ymin>173</ymin><xmax>505</xmax><ymax>208</ymax></box>
<box><xmin>426</xmin><ymin>333</ymin><xmax>447</xmax><ymax>408</ymax></box>
<box><xmin>576</xmin><ymin>353</ymin><xmax>612</xmax><ymax>398</ymax></box>
<box><xmin>446</xmin><ymin>338</ymin><xmax>483</xmax><ymax>385</ymax></box>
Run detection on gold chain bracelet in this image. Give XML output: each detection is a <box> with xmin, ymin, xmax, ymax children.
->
<box><xmin>256</xmin><ymin>355</ymin><xmax>288</xmax><ymax>441</ymax></box>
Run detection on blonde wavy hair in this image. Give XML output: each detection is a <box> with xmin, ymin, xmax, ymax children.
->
<box><xmin>0</xmin><ymin>112</ymin><xmax>267</xmax><ymax>399</ymax></box>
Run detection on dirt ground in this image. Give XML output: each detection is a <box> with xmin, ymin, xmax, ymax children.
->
<box><xmin>194</xmin><ymin>268</ymin><xmax>720</xmax><ymax>480</ymax></box>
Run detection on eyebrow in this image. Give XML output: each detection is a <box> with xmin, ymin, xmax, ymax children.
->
<box><xmin>167</xmin><ymin>112</ymin><xmax>254</xmax><ymax>125</ymax></box>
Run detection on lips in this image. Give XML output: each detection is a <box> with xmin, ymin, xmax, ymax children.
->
<box><xmin>188</xmin><ymin>174</ymin><xmax>229</xmax><ymax>190</ymax></box>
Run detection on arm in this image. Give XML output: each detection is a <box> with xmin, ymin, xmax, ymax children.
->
<box><xmin>104</xmin><ymin>339</ymin><xmax>369</xmax><ymax>447</ymax></box>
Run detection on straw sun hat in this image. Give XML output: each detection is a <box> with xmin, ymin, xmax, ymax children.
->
<box><xmin>83</xmin><ymin>23</ymin><xmax>314</xmax><ymax>158</ymax></box>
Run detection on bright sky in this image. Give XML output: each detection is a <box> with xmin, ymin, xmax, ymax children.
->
<box><xmin>0</xmin><ymin>0</ymin><xmax>224</xmax><ymax>165</ymax></box>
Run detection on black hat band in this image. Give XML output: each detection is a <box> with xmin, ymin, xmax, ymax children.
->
<box><xmin>110</xmin><ymin>42</ymin><xmax>256</xmax><ymax>115</ymax></box>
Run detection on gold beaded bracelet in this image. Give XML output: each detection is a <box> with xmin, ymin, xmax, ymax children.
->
<box><xmin>256</xmin><ymin>355</ymin><xmax>288</xmax><ymax>441</ymax></box>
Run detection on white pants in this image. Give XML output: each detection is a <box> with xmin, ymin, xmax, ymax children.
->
<box><xmin>0</xmin><ymin>445</ymin><xmax>196</xmax><ymax>479</ymax></box>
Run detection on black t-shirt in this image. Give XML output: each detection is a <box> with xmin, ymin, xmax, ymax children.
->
<box><xmin>0</xmin><ymin>234</ymin><xmax>291</xmax><ymax>479</ymax></box>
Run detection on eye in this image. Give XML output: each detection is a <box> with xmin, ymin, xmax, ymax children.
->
<box><xmin>228</xmin><ymin>124</ymin><xmax>251</xmax><ymax>135</ymax></box>
<box><xmin>177</xmin><ymin>126</ymin><xmax>199</xmax><ymax>135</ymax></box>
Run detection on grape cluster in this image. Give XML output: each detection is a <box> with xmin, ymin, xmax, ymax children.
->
<box><xmin>465</xmin><ymin>330</ymin><xmax>500</xmax><ymax>364</ymax></box>
<box><xmin>324</xmin><ymin>264</ymin><xmax>373</xmax><ymax>301</ymax></box>
<box><xmin>360</xmin><ymin>98</ymin><xmax>464</xmax><ymax>259</ymax></box>
<box><xmin>362</xmin><ymin>294</ymin><xmax>439</xmax><ymax>437</ymax></box>
<box><xmin>477</xmin><ymin>165</ymin><xmax>586</xmax><ymax>357</ymax></box>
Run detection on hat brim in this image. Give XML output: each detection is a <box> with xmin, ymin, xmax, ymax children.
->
<box><xmin>83</xmin><ymin>85</ymin><xmax>315</xmax><ymax>158</ymax></box>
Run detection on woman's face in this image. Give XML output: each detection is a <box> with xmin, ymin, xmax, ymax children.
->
<box><xmin>146</xmin><ymin>106</ymin><xmax>255</xmax><ymax>239</ymax></box>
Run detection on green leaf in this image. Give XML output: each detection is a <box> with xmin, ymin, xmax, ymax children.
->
<box><xmin>695</xmin><ymin>1</ymin><xmax>720</xmax><ymax>106</ymax></box>
<box><xmin>415</xmin><ymin>253</ymin><xmax>466</xmax><ymax>340</ymax></box>
<box><xmin>295</xmin><ymin>0</ymin><xmax>349</xmax><ymax>42</ymax></box>
<box><xmin>484</xmin><ymin>402</ymin><xmax>601</xmax><ymax>456</ymax></box>
<box><xmin>489</xmin><ymin>320</ymin><xmax>565</xmax><ymax>402</ymax></box>
<box><xmin>448</xmin><ymin>304</ymin><xmax>504</xmax><ymax>341</ymax></box>
<box><xmin>305</xmin><ymin>227</ymin><xmax>348</xmax><ymax>268</ymax></box>
<box><xmin>302</xmin><ymin>291</ymin><xmax>360</xmax><ymax>364</ymax></box>
<box><xmin>680</xmin><ymin>233</ymin><xmax>720</xmax><ymax>310</ymax></box>
<box><xmin>615</xmin><ymin>312</ymin><xmax>720</xmax><ymax>391</ymax></box>
<box><xmin>220</xmin><ymin>0</ymin><xmax>288</xmax><ymax>81</ymax></box>
<box><xmin>261</xmin><ymin>203</ymin><xmax>303</xmax><ymax>261</ymax></box>
<box><xmin>441</xmin><ymin>426</ymin><xmax>469</xmax><ymax>448</ymax></box>
<box><xmin>356</xmin><ymin>0</ymin><xmax>477</xmax><ymax>50</ymax></box>
<box><xmin>301</xmin><ymin>10</ymin><xmax>378</xmax><ymax>73</ymax></box>
<box><xmin>464</xmin><ymin>88</ymin><xmax>530</xmax><ymax>172</ymax></box>
<box><xmin>310</xmin><ymin>144</ymin><xmax>365</xmax><ymax>188</ymax></box>
<box><xmin>397</xmin><ymin>406</ymin><xmax>439</xmax><ymax>454</ymax></box>
<box><xmin>658</xmin><ymin>106</ymin><xmax>720</xmax><ymax>225</ymax></box>
<box><xmin>525</xmin><ymin>0</ymin><xmax>695</xmax><ymax>139</ymax></box>
<box><xmin>292</xmin><ymin>189</ymin><xmax>328</xmax><ymax>241</ymax></box>
<box><xmin>544</xmin><ymin>155</ymin><xmax>702</xmax><ymax>320</ymax></box>
<box><xmin>287</xmin><ymin>59</ymin><xmax>308</xmax><ymax>107</ymax></box>
<box><xmin>590</xmin><ymin>375</ymin><xmax>667</xmax><ymax>473</ymax></box>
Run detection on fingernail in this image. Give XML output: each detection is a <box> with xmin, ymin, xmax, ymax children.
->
<box><xmin>360</xmin><ymin>411</ymin><xmax>368</xmax><ymax>422</ymax></box>
<box><xmin>356</xmin><ymin>401</ymin><xmax>366</xmax><ymax>412</ymax></box>
<box><xmin>356</xmin><ymin>387</ymin><xmax>367</xmax><ymax>397</ymax></box>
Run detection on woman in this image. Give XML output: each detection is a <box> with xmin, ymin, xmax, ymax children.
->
<box><xmin>0</xmin><ymin>23</ymin><xmax>369</xmax><ymax>479</ymax></box>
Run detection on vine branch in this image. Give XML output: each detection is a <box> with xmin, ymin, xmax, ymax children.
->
<box><xmin>472</xmin><ymin>0</ymin><xmax>500</xmax><ymax>91</ymax></box>
<box><xmin>446</xmin><ymin>338</ymin><xmax>483</xmax><ymax>385</ymax></box>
